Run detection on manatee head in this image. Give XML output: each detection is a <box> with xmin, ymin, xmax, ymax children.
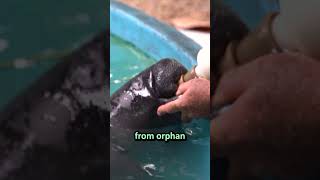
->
<box><xmin>110</xmin><ymin>59</ymin><xmax>187</xmax><ymax>129</ymax></box>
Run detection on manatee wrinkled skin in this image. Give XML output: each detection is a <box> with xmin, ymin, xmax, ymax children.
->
<box><xmin>110</xmin><ymin>59</ymin><xmax>187</xmax><ymax>129</ymax></box>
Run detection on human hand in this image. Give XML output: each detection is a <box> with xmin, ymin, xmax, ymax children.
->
<box><xmin>211</xmin><ymin>53</ymin><xmax>320</xmax><ymax>178</ymax></box>
<box><xmin>157</xmin><ymin>78</ymin><xmax>210</xmax><ymax>122</ymax></box>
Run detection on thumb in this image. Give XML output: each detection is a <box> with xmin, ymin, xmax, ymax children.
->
<box><xmin>212</xmin><ymin>64</ymin><xmax>253</xmax><ymax>107</ymax></box>
<box><xmin>176</xmin><ymin>80</ymin><xmax>191</xmax><ymax>95</ymax></box>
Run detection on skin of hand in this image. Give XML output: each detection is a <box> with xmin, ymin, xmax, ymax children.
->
<box><xmin>211</xmin><ymin>53</ymin><xmax>320</xmax><ymax>179</ymax></box>
<box><xmin>157</xmin><ymin>78</ymin><xmax>210</xmax><ymax>122</ymax></box>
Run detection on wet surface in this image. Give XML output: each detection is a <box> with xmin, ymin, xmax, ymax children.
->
<box><xmin>0</xmin><ymin>0</ymin><xmax>107</xmax><ymax>109</ymax></box>
<box><xmin>111</xmin><ymin>59</ymin><xmax>187</xmax><ymax>129</ymax></box>
<box><xmin>0</xmin><ymin>32</ymin><xmax>109</xmax><ymax>180</ymax></box>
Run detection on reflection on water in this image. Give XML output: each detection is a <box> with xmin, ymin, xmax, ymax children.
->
<box><xmin>110</xmin><ymin>35</ymin><xmax>210</xmax><ymax>180</ymax></box>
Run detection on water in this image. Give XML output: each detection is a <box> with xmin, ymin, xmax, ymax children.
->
<box><xmin>110</xmin><ymin>34</ymin><xmax>210</xmax><ymax>180</ymax></box>
<box><xmin>0</xmin><ymin>0</ymin><xmax>106</xmax><ymax>109</ymax></box>
<box><xmin>110</xmin><ymin>35</ymin><xmax>154</xmax><ymax>93</ymax></box>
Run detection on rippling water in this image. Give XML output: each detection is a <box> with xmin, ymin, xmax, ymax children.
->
<box><xmin>110</xmin><ymin>35</ymin><xmax>210</xmax><ymax>180</ymax></box>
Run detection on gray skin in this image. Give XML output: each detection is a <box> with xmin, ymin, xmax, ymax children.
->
<box><xmin>0</xmin><ymin>31</ymin><xmax>188</xmax><ymax>179</ymax></box>
<box><xmin>110</xmin><ymin>58</ymin><xmax>187</xmax><ymax>129</ymax></box>
<box><xmin>0</xmin><ymin>32</ymin><xmax>110</xmax><ymax>180</ymax></box>
<box><xmin>108</xmin><ymin>57</ymin><xmax>190</xmax><ymax>179</ymax></box>
<box><xmin>109</xmin><ymin>59</ymin><xmax>188</xmax><ymax>178</ymax></box>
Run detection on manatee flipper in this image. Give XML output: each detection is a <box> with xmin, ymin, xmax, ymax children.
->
<box><xmin>110</xmin><ymin>59</ymin><xmax>187</xmax><ymax>129</ymax></box>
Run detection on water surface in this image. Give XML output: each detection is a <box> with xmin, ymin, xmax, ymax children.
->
<box><xmin>0</xmin><ymin>0</ymin><xmax>106</xmax><ymax>108</ymax></box>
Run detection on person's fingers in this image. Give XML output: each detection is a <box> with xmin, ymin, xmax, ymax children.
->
<box><xmin>212</xmin><ymin>60</ymin><xmax>261</xmax><ymax>107</ymax></box>
<box><xmin>176</xmin><ymin>80</ymin><xmax>191</xmax><ymax>95</ymax></box>
<box><xmin>157</xmin><ymin>99</ymin><xmax>181</xmax><ymax>116</ymax></box>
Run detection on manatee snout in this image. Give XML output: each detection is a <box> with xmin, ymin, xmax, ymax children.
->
<box><xmin>110</xmin><ymin>59</ymin><xmax>187</xmax><ymax>129</ymax></box>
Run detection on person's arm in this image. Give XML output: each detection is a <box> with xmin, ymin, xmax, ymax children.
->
<box><xmin>157</xmin><ymin>1</ymin><xmax>250</xmax><ymax>121</ymax></box>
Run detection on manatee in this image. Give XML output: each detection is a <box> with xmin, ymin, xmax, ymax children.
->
<box><xmin>0</xmin><ymin>31</ymin><xmax>110</xmax><ymax>180</ymax></box>
<box><xmin>110</xmin><ymin>58</ymin><xmax>187</xmax><ymax>129</ymax></box>
<box><xmin>0</xmin><ymin>30</ymin><xmax>187</xmax><ymax>179</ymax></box>
<box><xmin>109</xmin><ymin>58</ymin><xmax>189</xmax><ymax>178</ymax></box>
